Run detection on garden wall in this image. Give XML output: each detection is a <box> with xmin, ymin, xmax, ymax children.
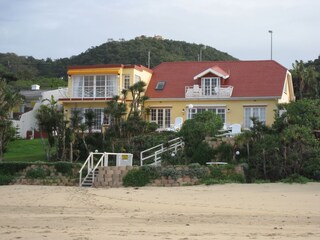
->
<box><xmin>93</xmin><ymin>165</ymin><xmax>207</xmax><ymax>188</ymax></box>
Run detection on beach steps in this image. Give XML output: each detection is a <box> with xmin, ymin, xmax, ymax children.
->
<box><xmin>81</xmin><ymin>169</ymin><xmax>99</xmax><ymax>187</ymax></box>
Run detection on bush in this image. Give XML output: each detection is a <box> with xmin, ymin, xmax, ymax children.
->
<box><xmin>0</xmin><ymin>162</ymin><xmax>30</xmax><ymax>175</ymax></box>
<box><xmin>187</xmin><ymin>163</ymin><xmax>209</xmax><ymax>179</ymax></box>
<box><xmin>191</xmin><ymin>142</ymin><xmax>214</xmax><ymax>165</ymax></box>
<box><xmin>161</xmin><ymin>167</ymin><xmax>181</xmax><ymax>180</ymax></box>
<box><xmin>123</xmin><ymin>168</ymin><xmax>150</xmax><ymax>187</ymax></box>
<box><xmin>140</xmin><ymin>165</ymin><xmax>161</xmax><ymax>180</ymax></box>
<box><xmin>202</xmin><ymin>164</ymin><xmax>245</xmax><ymax>185</ymax></box>
<box><xmin>281</xmin><ymin>174</ymin><xmax>312</xmax><ymax>184</ymax></box>
<box><xmin>54</xmin><ymin>162</ymin><xmax>74</xmax><ymax>176</ymax></box>
<box><xmin>25</xmin><ymin>167</ymin><xmax>50</xmax><ymax>179</ymax></box>
<box><xmin>0</xmin><ymin>174</ymin><xmax>15</xmax><ymax>185</ymax></box>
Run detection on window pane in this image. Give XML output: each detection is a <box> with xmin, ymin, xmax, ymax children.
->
<box><xmin>96</xmin><ymin>75</ymin><xmax>106</xmax><ymax>97</ymax></box>
<box><xmin>217</xmin><ymin>108</ymin><xmax>226</xmax><ymax>123</ymax></box>
<box><xmin>124</xmin><ymin>75</ymin><xmax>130</xmax><ymax>89</ymax></box>
<box><xmin>165</xmin><ymin>109</ymin><xmax>171</xmax><ymax>128</ymax></box>
<box><xmin>72</xmin><ymin>76</ymin><xmax>83</xmax><ymax>98</ymax></box>
<box><xmin>84</xmin><ymin>76</ymin><xmax>94</xmax><ymax>97</ymax></box>
<box><xmin>106</xmin><ymin>75</ymin><xmax>117</xmax><ymax>97</ymax></box>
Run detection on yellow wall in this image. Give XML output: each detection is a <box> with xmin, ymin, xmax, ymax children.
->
<box><xmin>66</xmin><ymin>66</ymin><xmax>152</xmax><ymax>101</ymax></box>
<box><xmin>62</xmin><ymin>66</ymin><xmax>152</xmax><ymax>121</ymax></box>
<box><xmin>145</xmin><ymin>98</ymin><xmax>279</xmax><ymax>128</ymax></box>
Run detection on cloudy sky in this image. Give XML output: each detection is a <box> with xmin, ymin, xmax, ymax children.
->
<box><xmin>0</xmin><ymin>0</ymin><xmax>319</xmax><ymax>68</ymax></box>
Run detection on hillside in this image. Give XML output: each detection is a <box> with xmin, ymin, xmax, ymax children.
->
<box><xmin>0</xmin><ymin>36</ymin><xmax>237</xmax><ymax>81</ymax></box>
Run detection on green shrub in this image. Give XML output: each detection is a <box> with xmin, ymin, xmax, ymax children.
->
<box><xmin>0</xmin><ymin>162</ymin><xmax>30</xmax><ymax>175</ymax></box>
<box><xmin>0</xmin><ymin>174</ymin><xmax>15</xmax><ymax>185</ymax></box>
<box><xmin>281</xmin><ymin>174</ymin><xmax>312</xmax><ymax>184</ymax></box>
<box><xmin>54</xmin><ymin>162</ymin><xmax>74</xmax><ymax>176</ymax></box>
<box><xmin>191</xmin><ymin>142</ymin><xmax>214</xmax><ymax>165</ymax></box>
<box><xmin>202</xmin><ymin>164</ymin><xmax>245</xmax><ymax>185</ymax></box>
<box><xmin>123</xmin><ymin>168</ymin><xmax>150</xmax><ymax>187</ymax></box>
<box><xmin>26</xmin><ymin>167</ymin><xmax>50</xmax><ymax>179</ymax></box>
<box><xmin>161</xmin><ymin>167</ymin><xmax>181</xmax><ymax>180</ymax></box>
<box><xmin>214</xmin><ymin>142</ymin><xmax>234</xmax><ymax>162</ymax></box>
<box><xmin>187</xmin><ymin>163</ymin><xmax>209</xmax><ymax>179</ymax></box>
<box><xmin>141</xmin><ymin>165</ymin><xmax>161</xmax><ymax>180</ymax></box>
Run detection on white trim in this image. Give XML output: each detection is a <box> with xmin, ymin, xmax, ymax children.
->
<box><xmin>193</xmin><ymin>68</ymin><xmax>229</xmax><ymax>80</ymax></box>
<box><xmin>242</xmin><ymin>104</ymin><xmax>268</xmax><ymax>107</ymax></box>
<box><xmin>148</xmin><ymin>105</ymin><xmax>173</xmax><ymax>108</ymax></box>
<box><xmin>185</xmin><ymin>104</ymin><xmax>227</xmax><ymax>107</ymax></box>
<box><xmin>147</xmin><ymin>96</ymin><xmax>281</xmax><ymax>101</ymax></box>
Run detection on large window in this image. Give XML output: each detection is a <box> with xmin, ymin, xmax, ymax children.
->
<box><xmin>150</xmin><ymin>108</ymin><xmax>171</xmax><ymax>129</ymax></box>
<box><xmin>201</xmin><ymin>77</ymin><xmax>220</xmax><ymax>96</ymax></box>
<box><xmin>72</xmin><ymin>74</ymin><xmax>117</xmax><ymax>98</ymax></box>
<box><xmin>187</xmin><ymin>107</ymin><xmax>226</xmax><ymax>123</ymax></box>
<box><xmin>71</xmin><ymin>108</ymin><xmax>106</xmax><ymax>131</ymax></box>
<box><xmin>244</xmin><ymin>107</ymin><xmax>266</xmax><ymax>128</ymax></box>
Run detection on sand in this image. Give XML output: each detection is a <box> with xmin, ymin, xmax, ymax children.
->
<box><xmin>0</xmin><ymin>183</ymin><xmax>319</xmax><ymax>240</ymax></box>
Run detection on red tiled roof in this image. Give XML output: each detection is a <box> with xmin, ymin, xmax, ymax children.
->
<box><xmin>145</xmin><ymin>60</ymin><xmax>288</xmax><ymax>98</ymax></box>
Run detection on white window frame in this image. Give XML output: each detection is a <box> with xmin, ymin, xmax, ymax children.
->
<box><xmin>72</xmin><ymin>74</ymin><xmax>118</xmax><ymax>98</ymax></box>
<box><xmin>244</xmin><ymin>107</ymin><xmax>266</xmax><ymax>128</ymax></box>
<box><xmin>123</xmin><ymin>75</ymin><xmax>130</xmax><ymax>89</ymax></box>
<box><xmin>201</xmin><ymin>77</ymin><xmax>220</xmax><ymax>96</ymax></box>
<box><xmin>150</xmin><ymin>108</ymin><xmax>171</xmax><ymax>129</ymax></box>
<box><xmin>71</xmin><ymin>108</ymin><xmax>105</xmax><ymax>131</ymax></box>
<box><xmin>187</xmin><ymin>107</ymin><xmax>226</xmax><ymax>124</ymax></box>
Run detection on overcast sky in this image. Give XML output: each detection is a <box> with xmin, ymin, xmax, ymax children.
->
<box><xmin>0</xmin><ymin>0</ymin><xmax>319</xmax><ymax>69</ymax></box>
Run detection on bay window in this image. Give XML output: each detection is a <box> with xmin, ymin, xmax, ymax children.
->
<box><xmin>72</xmin><ymin>74</ymin><xmax>117</xmax><ymax>98</ymax></box>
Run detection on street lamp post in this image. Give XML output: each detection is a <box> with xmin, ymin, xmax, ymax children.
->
<box><xmin>199</xmin><ymin>46</ymin><xmax>206</xmax><ymax>62</ymax></box>
<box><xmin>268</xmin><ymin>30</ymin><xmax>273</xmax><ymax>60</ymax></box>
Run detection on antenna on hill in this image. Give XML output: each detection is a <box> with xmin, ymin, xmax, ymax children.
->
<box><xmin>147</xmin><ymin>51</ymin><xmax>151</xmax><ymax>68</ymax></box>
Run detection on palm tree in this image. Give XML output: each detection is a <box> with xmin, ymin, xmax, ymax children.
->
<box><xmin>292</xmin><ymin>60</ymin><xmax>317</xmax><ymax>99</ymax></box>
<box><xmin>128</xmin><ymin>81</ymin><xmax>147</xmax><ymax>118</ymax></box>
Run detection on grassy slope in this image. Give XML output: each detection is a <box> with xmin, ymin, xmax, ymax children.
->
<box><xmin>4</xmin><ymin>139</ymin><xmax>47</xmax><ymax>162</ymax></box>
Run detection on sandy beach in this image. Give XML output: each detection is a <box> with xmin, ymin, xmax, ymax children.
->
<box><xmin>0</xmin><ymin>183</ymin><xmax>319</xmax><ymax>240</ymax></box>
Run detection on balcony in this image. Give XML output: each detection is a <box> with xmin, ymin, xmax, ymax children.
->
<box><xmin>185</xmin><ymin>85</ymin><xmax>233</xmax><ymax>98</ymax></box>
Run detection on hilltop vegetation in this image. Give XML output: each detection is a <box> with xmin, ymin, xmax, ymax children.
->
<box><xmin>0</xmin><ymin>36</ymin><xmax>237</xmax><ymax>89</ymax></box>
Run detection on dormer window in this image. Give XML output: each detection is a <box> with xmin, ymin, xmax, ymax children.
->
<box><xmin>155</xmin><ymin>81</ymin><xmax>166</xmax><ymax>90</ymax></box>
<box><xmin>202</xmin><ymin>77</ymin><xmax>220</xmax><ymax>96</ymax></box>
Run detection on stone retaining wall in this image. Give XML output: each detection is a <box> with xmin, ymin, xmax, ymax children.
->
<box><xmin>93</xmin><ymin>166</ymin><xmax>137</xmax><ymax>188</ymax></box>
<box><xmin>93</xmin><ymin>166</ymin><xmax>202</xmax><ymax>188</ymax></box>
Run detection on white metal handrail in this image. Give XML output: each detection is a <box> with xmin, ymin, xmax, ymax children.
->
<box><xmin>140</xmin><ymin>137</ymin><xmax>184</xmax><ymax>166</ymax></box>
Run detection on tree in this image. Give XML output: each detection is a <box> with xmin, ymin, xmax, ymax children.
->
<box><xmin>236</xmin><ymin>100</ymin><xmax>320</xmax><ymax>181</ymax></box>
<box><xmin>179</xmin><ymin>111</ymin><xmax>223</xmax><ymax>161</ymax></box>
<box><xmin>36</xmin><ymin>96</ymin><xmax>68</xmax><ymax>161</ymax></box>
<box><xmin>291</xmin><ymin>60</ymin><xmax>317</xmax><ymax>99</ymax></box>
<box><xmin>0</xmin><ymin>79</ymin><xmax>22</xmax><ymax>161</ymax></box>
<box><xmin>127</xmin><ymin>81</ymin><xmax>147</xmax><ymax>118</ymax></box>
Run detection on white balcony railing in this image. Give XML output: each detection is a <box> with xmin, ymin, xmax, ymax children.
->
<box><xmin>185</xmin><ymin>85</ymin><xmax>233</xmax><ymax>98</ymax></box>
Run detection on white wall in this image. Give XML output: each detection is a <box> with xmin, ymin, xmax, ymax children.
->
<box><xmin>13</xmin><ymin>88</ymin><xmax>68</xmax><ymax>139</ymax></box>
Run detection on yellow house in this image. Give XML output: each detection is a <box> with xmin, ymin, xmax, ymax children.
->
<box><xmin>59</xmin><ymin>64</ymin><xmax>152</xmax><ymax>130</ymax></box>
<box><xmin>144</xmin><ymin>60</ymin><xmax>295</xmax><ymax>130</ymax></box>
<box><xmin>60</xmin><ymin>60</ymin><xmax>295</xmax><ymax>131</ymax></box>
